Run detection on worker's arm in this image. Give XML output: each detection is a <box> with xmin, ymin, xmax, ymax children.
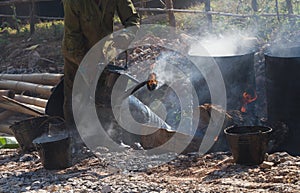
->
<box><xmin>116</xmin><ymin>0</ymin><xmax>140</xmax><ymax>28</ymax></box>
<box><xmin>62</xmin><ymin>0</ymin><xmax>87</xmax><ymax>65</ymax></box>
<box><xmin>113</xmin><ymin>0</ymin><xmax>140</xmax><ymax>49</ymax></box>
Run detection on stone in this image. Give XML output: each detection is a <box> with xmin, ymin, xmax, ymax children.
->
<box><xmin>259</xmin><ymin>161</ymin><xmax>274</xmax><ymax>169</ymax></box>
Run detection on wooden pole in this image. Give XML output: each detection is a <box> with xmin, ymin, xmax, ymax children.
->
<box><xmin>165</xmin><ymin>0</ymin><xmax>176</xmax><ymax>27</ymax></box>
<box><xmin>0</xmin><ymin>80</ymin><xmax>53</xmax><ymax>98</ymax></box>
<box><xmin>29</xmin><ymin>0</ymin><xmax>35</xmax><ymax>35</ymax></box>
<box><xmin>0</xmin><ymin>73</ymin><xmax>63</xmax><ymax>86</ymax></box>
<box><xmin>275</xmin><ymin>0</ymin><xmax>281</xmax><ymax>22</ymax></box>
<box><xmin>205</xmin><ymin>0</ymin><xmax>212</xmax><ymax>32</ymax></box>
<box><xmin>14</xmin><ymin>94</ymin><xmax>47</xmax><ymax>108</ymax></box>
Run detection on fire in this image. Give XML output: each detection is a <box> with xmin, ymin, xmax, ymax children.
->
<box><xmin>147</xmin><ymin>72</ymin><xmax>158</xmax><ymax>91</ymax></box>
<box><xmin>241</xmin><ymin>90</ymin><xmax>257</xmax><ymax>113</ymax></box>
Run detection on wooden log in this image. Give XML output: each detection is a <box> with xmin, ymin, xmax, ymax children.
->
<box><xmin>0</xmin><ymin>80</ymin><xmax>53</xmax><ymax>98</ymax></box>
<box><xmin>0</xmin><ymin>73</ymin><xmax>63</xmax><ymax>86</ymax></box>
<box><xmin>0</xmin><ymin>124</ymin><xmax>13</xmax><ymax>135</ymax></box>
<box><xmin>0</xmin><ymin>96</ymin><xmax>44</xmax><ymax>116</ymax></box>
<box><xmin>0</xmin><ymin>90</ymin><xmax>15</xmax><ymax>98</ymax></box>
<box><xmin>14</xmin><ymin>94</ymin><xmax>47</xmax><ymax>108</ymax></box>
<box><xmin>0</xmin><ymin>110</ymin><xmax>16</xmax><ymax>122</ymax></box>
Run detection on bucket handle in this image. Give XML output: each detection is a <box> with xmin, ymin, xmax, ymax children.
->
<box><xmin>38</xmin><ymin>116</ymin><xmax>65</xmax><ymax>135</ymax></box>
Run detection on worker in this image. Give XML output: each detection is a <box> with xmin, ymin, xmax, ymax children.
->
<box><xmin>62</xmin><ymin>0</ymin><xmax>140</xmax><ymax>151</ymax></box>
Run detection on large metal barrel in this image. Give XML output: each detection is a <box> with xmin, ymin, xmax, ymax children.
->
<box><xmin>189</xmin><ymin>52</ymin><xmax>255</xmax><ymax>110</ymax></box>
<box><xmin>265</xmin><ymin>46</ymin><xmax>300</xmax><ymax>155</ymax></box>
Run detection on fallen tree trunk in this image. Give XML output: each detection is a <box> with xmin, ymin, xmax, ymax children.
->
<box><xmin>14</xmin><ymin>94</ymin><xmax>47</xmax><ymax>108</ymax></box>
<box><xmin>0</xmin><ymin>73</ymin><xmax>63</xmax><ymax>86</ymax></box>
<box><xmin>0</xmin><ymin>80</ymin><xmax>53</xmax><ymax>98</ymax></box>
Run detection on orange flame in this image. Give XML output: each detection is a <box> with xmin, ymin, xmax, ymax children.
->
<box><xmin>241</xmin><ymin>90</ymin><xmax>257</xmax><ymax>113</ymax></box>
<box><xmin>147</xmin><ymin>72</ymin><xmax>158</xmax><ymax>91</ymax></box>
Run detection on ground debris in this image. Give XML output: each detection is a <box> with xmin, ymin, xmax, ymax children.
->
<box><xmin>1</xmin><ymin>149</ymin><xmax>299</xmax><ymax>192</ymax></box>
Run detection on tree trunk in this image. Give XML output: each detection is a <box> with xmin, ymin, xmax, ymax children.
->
<box><xmin>205</xmin><ymin>0</ymin><xmax>212</xmax><ymax>32</ymax></box>
<box><xmin>251</xmin><ymin>0</ymin><xmax>258</xmax><ymax>12</ymax></box>
<box><xmin>29</xmin><ymin>0</ymin><xmax>35</xmax><ymax>35</ymax></box>
<box><xmin>165</xmin><ymin>0</ymin><xmax>176</xmax><ymax>27</ymax></box>
<box><xmin>286</xmin><ymin>0</ymin><xmax>293</xmax><ymax>14</ymax></box>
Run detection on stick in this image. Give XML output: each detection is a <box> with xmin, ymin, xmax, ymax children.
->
<box><xmin>0</xmin><ymin>80</ymin><xmax>53</xmax><ymax>97</ymax></box>
<box><xmin>14</xmin><ymin>94</ymin><xmax>47</xmax><ymax>108</ymax></box>
<box><xmin>0</xmin><ymin>73</ymin><xmax>63</xmax><ymax>86</ymax></box>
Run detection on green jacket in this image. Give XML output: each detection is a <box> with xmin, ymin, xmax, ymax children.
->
<box><xmin>62</xmin><ymin>0</ymin><xmax>139</xmax><ymax>64</ymax></box>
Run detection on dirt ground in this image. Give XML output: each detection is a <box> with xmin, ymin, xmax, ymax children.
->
<box><xmin>0</xmin><ymin>148</ymin><xmax>299</xmax><ymax>193</ymax></box>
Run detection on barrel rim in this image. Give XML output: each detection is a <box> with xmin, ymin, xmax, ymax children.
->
<box><xmin>188</xmin><ymin>51</ymin><xmax>255</xmax><ymax>58</ymax></box>
<box><xmin>224</xmin><ymin>125</ymin><xmax>272</xmax><ymax>136</ymax></box>
<box><xmin>264</xmin><ymin>46</ymin><xmax>300</xmax><ymax>58</ymax></box>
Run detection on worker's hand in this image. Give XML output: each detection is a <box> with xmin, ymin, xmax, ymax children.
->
<box><xmin>112</xmin><ymin>29</ymin><xmax>135</xmax><ymax>50</ymax></box>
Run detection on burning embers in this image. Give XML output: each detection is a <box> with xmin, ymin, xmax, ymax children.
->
<box><xmin>241</xmin><ymin>88</ymin><xmax>257</xmax><ymax>113</ymax></box>
<box><xmin>147</xmin><ymin>72</ymin><xmax>158</xmax><ymax>91</ymax></box>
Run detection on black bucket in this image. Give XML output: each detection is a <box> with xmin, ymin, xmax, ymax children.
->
<box><xmin>224</xmin><ymin>126</ymin><xmax>272</xmax><ymax>165</ymax></box>
<box><xmin>10</xmin><ymin>116</ymin><xmax>49</xmax><ymax>152</ymax></box>
<box><xmin>33</xmin><ymin>134</ymin><xmax>71</xmax><ymax>170</ymax></box>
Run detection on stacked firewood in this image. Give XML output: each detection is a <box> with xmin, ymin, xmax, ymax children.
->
<box><xmin>0</xmin><ymin>73</ymin><xmax>63</xmax><ymax>135</ymax></box>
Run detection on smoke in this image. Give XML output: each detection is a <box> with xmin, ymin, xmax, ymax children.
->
<box><xmin>189</xmin><ymin>32</ymin><xmax>257</xmax><ymax>57</ymax></box>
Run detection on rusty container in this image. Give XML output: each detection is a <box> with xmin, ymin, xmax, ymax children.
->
<box><xmin>224</xmin><ymin>125</ymin><xmax>272</xmax><ymax>165</ymax></box>
<box><xmin>10</xmin><ymin>116</ymin><xmax>49</xmax><ymax>152</ymax></box>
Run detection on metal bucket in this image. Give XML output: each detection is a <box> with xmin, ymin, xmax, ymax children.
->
<box><xmin>224</xmin><ymin>125</ymin><xmax>272</xmax><ymax>165</ymax></box>
<box><xmin>10</xmin><ymin>116</ymin><xmax>48</xmax><ymax>152</ymax></box>
<box><xmin>33</xmin><ymin>134</ymin><xmax>71</xmax><ymax>170</ymax></box>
